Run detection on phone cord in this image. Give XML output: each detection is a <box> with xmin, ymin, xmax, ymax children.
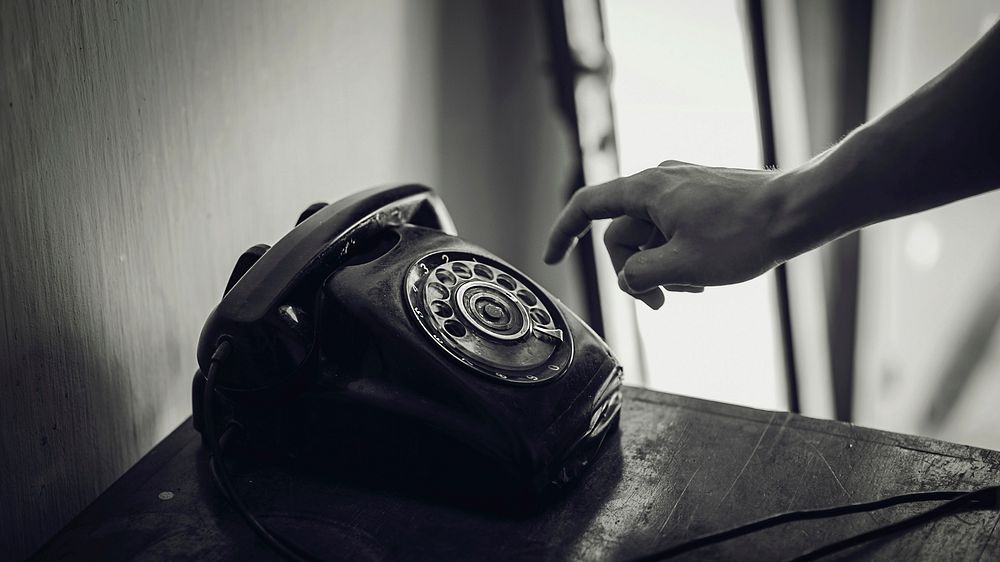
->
<box><xmin>630</xmin><ymin>485</ymin><xmax>1000</xmax><ymax>561</ymax></box>
<box><xmin>204</xmin><ymin>340</ymin><xmax>320</xmax><ymax>562</ymax></box>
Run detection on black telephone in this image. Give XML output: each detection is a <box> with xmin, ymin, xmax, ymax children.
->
<box><xmin>192</xmin><ymin>184</ymin><xmax>622</xmax><ymax>506</ymax></box>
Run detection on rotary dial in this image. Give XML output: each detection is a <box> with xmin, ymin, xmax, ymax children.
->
<box><xmin>403</xmin><ymin>251</ymin><xmax>572</xmax><ymax>384</ymax></box>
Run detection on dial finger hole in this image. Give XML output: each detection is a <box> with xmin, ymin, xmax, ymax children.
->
<box><xmin>426</xmin><ymin>282</ymin><xmax>450</xmax><ymax>301</ymax></box>
<box><xmin>451</xmin><ymin>262</ymin><xmax>473</xmax><ymax>279</ymax></box>
<box><xmin>444</xmin><ymin>319</ymin><xmax>467</xmax><ymax>337</ymax></box>
<box><xmin>529</xmin><ymin>308</ymin><xmax>551</xmax><ymax>325</ymax></box>
<box><xmin>435</xmin><ymin>269</ymin><xmax>457</xmax><ymax>286</ymax></box>
<box><xmin>431</xmin><ymin>300</ymin><xmax>454</xmax><ymax>318</ymax></box>
<box><xmin>473</xmin><ymin>264</ymin><xmax>494</xmax><ymax>280</ymax></box>
<box><xmin>515</xmin><ymin>289</ymin><xmax>537</xmax><ymax>307</ymax></box>
<box><xmin>495</xmin><ymin>273</ymin><xmax>516</xmax><ymax>291</ymax></box>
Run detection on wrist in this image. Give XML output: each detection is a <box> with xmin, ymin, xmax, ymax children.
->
<box><xmin>762</xmin><ymin>126</ymin><xmax>885</xmax><ymax>263</ymax></box>
<box><xmin>761</xmin><ymin>171</ymin><xmax>809</xmax><ymax>264</ymax></box>
<box><xmin>762</xmin><ymin>162</ymin><xmax>845</xmax><ymax>263</ymax></box>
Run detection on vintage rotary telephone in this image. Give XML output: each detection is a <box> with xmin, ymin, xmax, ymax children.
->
<box><xmin>192</xmin><ymin>184</ymin><xmax>623</xmax><ymax>555</ymax></box>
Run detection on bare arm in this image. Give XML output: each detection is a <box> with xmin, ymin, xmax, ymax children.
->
<box><xmin>545</xmin><ymin>22</ymin><xmax>1000</xmax><ymax>309</ymax></box>
<box><xmin>772</xmin><ymin>20</ymin><xmax>1000</xmax><ymax>258</ymax></box>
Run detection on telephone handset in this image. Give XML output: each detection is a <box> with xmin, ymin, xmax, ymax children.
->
<box><xmin>193</xmin><ymin>184</ymin><xmax>623</xmax><ymax>500</ymax></box>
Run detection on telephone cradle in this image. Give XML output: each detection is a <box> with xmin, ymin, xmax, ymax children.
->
<box><xmin>192</xmin><ymin>184</ymin><xmax>623</xmax><ymax>506</ymax></box>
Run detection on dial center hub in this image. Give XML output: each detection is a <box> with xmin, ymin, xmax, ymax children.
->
<box><xmin>483</xmin><ymin>302</ymin><xmax>504</xmax><ymax>321</ymax></box>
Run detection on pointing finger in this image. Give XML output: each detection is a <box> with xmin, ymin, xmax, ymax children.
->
<box><xmin>544</xmin><ymin>178</ymin><xmax>637</xmax><ymax>264</ymax></box>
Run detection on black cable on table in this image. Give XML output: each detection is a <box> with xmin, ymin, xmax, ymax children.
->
<box><xmin>632</xmin><ymin>485</ymin><xmax>999</xmax><ymax>561</ymax></box>
<box><xmin>203</xmin><ymin>339</ymin><xmax>319</xmax><ymax>562</ymax></box>
<box><xmin>789</xmin><ymin>486</ymin><xmax>999</xmax><ymax>561</ymax></box>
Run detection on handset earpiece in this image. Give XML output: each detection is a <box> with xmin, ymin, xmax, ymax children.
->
<box><xmin>296</xmin><ymin>202</ymin><xmax>328</xmax><ymax>226</ymax></box>
<box><xmin>224</xmin><ymin>244</ymin><xmax>271</xmax><ymax>296</ymax></box>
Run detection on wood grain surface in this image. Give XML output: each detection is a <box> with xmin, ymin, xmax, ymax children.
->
<box><xmin>34</xmin><ymin>387</ymin><xmax>1000</xmax><ymax>561</ymax></box>
<box><xmin>0</xmin><ymin>2</ymin><xmax>577</xmax><ymax>559</ymax></box>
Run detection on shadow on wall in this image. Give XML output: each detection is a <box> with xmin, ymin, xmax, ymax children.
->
<box><xmin>0</xmin><ymin>1</ymin><xmax>580</xmax><ymax>559</ymax></box>
<box><xmin>921</xmin><ymin>243</ymin><xmax>1000</xmax><ymax>434</ymax></box>
<box><xmin>0</xmin><ymin>257</ymin><xmax>161</xmax><ymax>557</ymax></box>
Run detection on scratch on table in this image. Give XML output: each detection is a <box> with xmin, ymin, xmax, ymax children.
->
<box><xmin>621</xmin><ymin>421</ymin><xmax>696</xmax><ymax>510</ymax></box>
<box><xmin>804</xmin><ymin>440</ymin><xmax>850</xmax><ymax>498</ymax></box>
<box><xmin>782</xmin><ymin>455</ymin><xmax>815</xmax><ymax>512</ymax></box>
<box><xmin>657</xmin><ymin>466</ymin><xmax>702</xmax><ymax>537</ymax></box>
<box><xmin>716</xmin><ymin>412</ymin><xmax>776</xmax><ymax>508</ymax></box>
<box><xmin>974</xmin><ymin>512</ymin><xmax>1000</xmax><ymax>562</ymax></box>
<box><xmin>765</xmin><ymin>412</ymin><xmax>792</xmax><ymax>456</ymax></box>
<box><xmin>803</xmin><ymin>440</ymin><xmax>881</xmax><ymax>525</ymax></box>
<box><xmin>954</xmin><ymin>512</ymin><xmax>979</xmax><ymax>526</ymax></box>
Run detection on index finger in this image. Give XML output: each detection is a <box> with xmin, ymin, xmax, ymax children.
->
<box><xmin>544</xmin><ymin>177</ymin><xmax>636</xmax><ymax>263</ymax></box>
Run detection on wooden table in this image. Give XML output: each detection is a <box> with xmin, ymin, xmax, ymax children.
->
<box><xmin>33</xmin><ymin>387</ymin><xmax>1000</xmax><ymax>561</ymax></box>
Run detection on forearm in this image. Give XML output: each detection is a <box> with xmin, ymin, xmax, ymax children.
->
<box><xmin>769</xmin><ymin>22</ymin><xmax>1000</xmax><ymax>260</ymax></box>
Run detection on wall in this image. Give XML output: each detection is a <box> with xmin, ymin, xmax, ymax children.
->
<box><xmin>0</xmin><ymin>1</ymin><xmax>578</xmax><ymax>559</ymax></box>
<box><xmin>854</xmin><ymin>0</ymin><xmax>1000</xmax><ymax>446</ymax></box>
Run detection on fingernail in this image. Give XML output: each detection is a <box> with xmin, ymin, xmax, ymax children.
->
<box><xmin>544</xmin><ymin>239</ymin><xmax>577</xmax><ymax>264</ymax></box>
<box><xmin>564</xmin><ymin>237</ymin><xmax>578</xmax><ymax>258</ymax></box>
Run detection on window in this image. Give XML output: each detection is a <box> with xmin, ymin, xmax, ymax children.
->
<box><xmin>603</xmin><ymin>0</ymin><xmax>785</xmax><ymax>409</ymax></box>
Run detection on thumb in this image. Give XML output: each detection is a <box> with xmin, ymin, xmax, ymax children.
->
<box><xmin>621</xmin><ymin>244</ymin><xmax>689</xmax><ymax>293</ymax></box>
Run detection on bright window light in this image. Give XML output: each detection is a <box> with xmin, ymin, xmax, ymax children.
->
<box><xmin>603</xmin><ymin>0</ymin><xmax>786</xmax><ymax>410</ymax></box>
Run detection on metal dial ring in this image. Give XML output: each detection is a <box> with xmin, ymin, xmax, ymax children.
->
<box><xmin>455</xmin><ymin>281</ymin><xmax>531</xmax><ymax>341</ymax></box>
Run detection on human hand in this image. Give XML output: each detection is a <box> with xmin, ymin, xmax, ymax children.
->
<box><xmin>544</xmin><ymin>160</ymin><xmax>788</xmax><ymax>309</ymax></box>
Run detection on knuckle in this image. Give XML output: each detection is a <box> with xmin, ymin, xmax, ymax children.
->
<box><xmin>571</xmin><ymin>185</ymin><xmax>596</xmax><ymax>208</ymax></box>
<box><xmin>638</xmin><ymin>167</ymin><xmax>661</xmax><ymax>182</ymax></box>
<box><xmin>633</xmin><ymin>169</ymin><xmax>663</xmax><ymax>195</ymax></box>
<box><xmin>565</xmin><ymin>191</ymin><xmax>587</xmax><ymax>219</ymax></box>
